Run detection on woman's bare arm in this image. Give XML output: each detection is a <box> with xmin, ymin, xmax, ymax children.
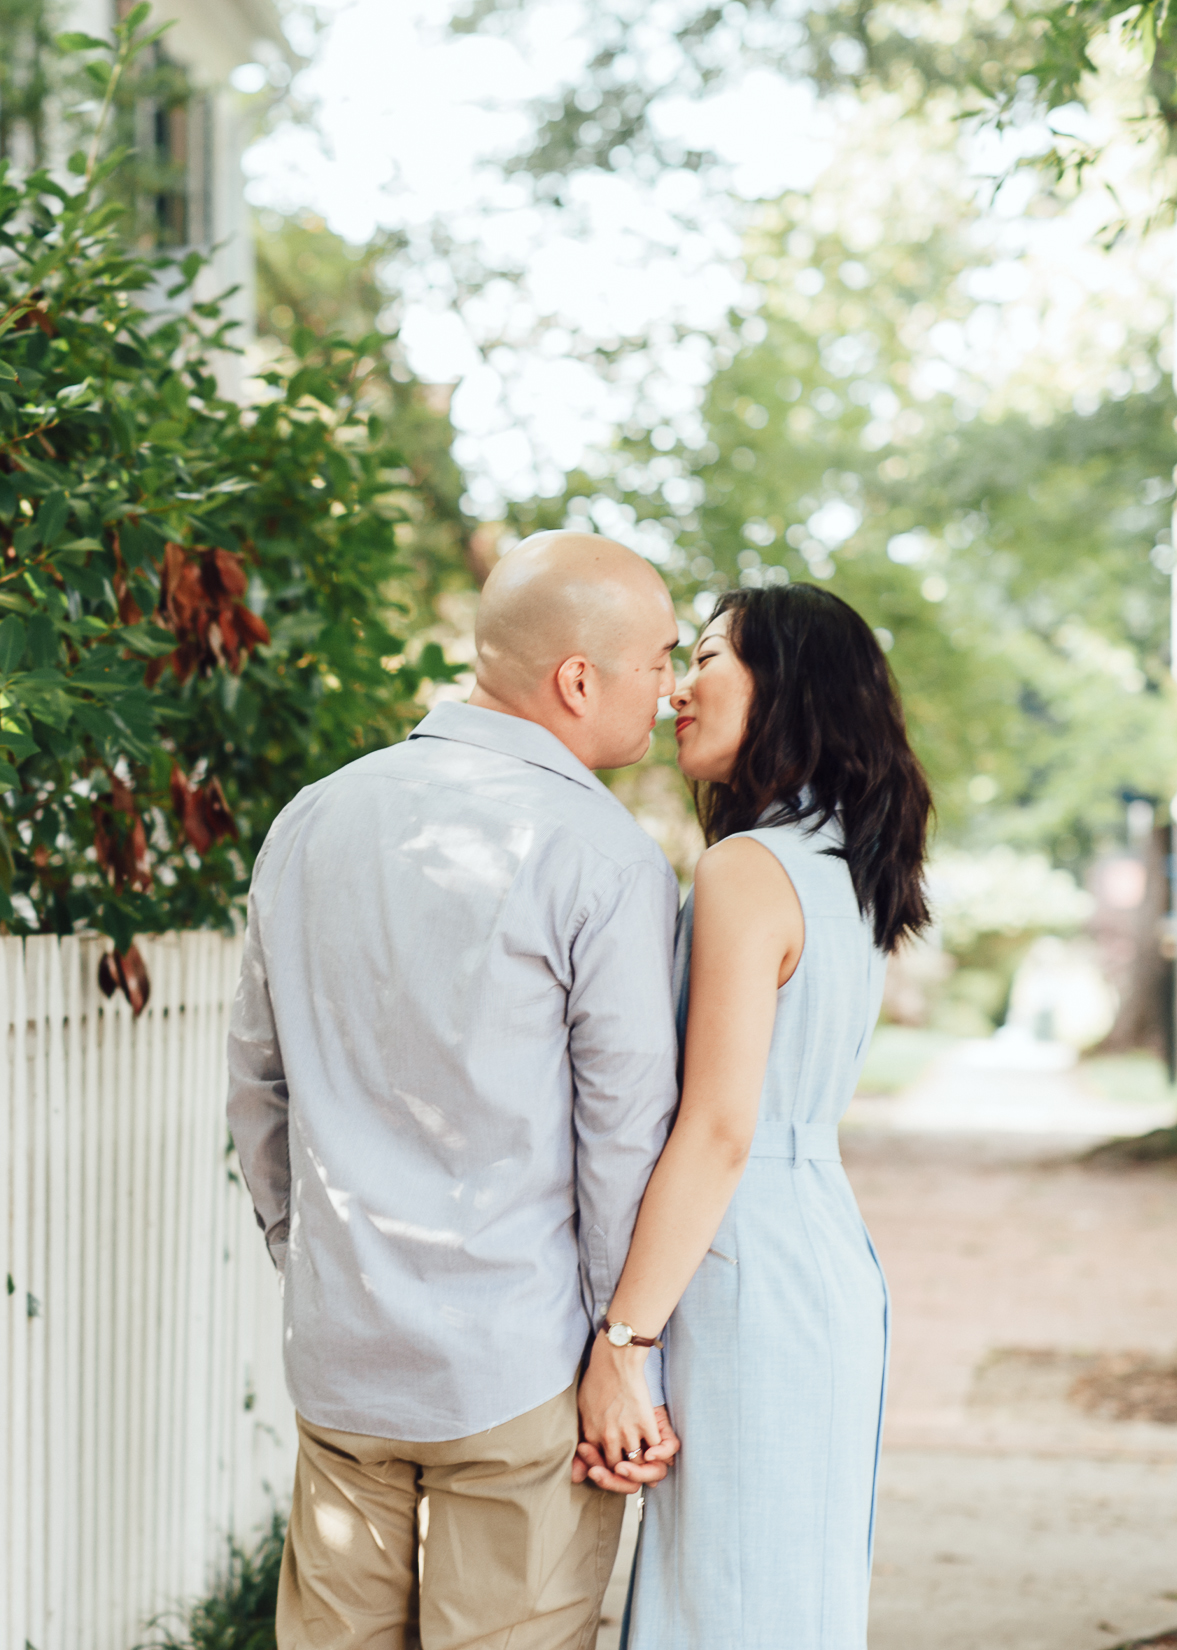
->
<box><xmin>577</xmin><ymin>835</ymin><xmax>804</xmax><ymax>1474</ymax></box>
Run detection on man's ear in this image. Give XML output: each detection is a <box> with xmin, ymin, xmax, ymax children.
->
<box><xmin>554</xmin><ymin>655</ymin><xmax>592</xmax><ymax>717</ymax></box>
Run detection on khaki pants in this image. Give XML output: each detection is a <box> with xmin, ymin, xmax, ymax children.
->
<box><xmin>276</xmin><ymin>1385</ymin><xmax>625</xmax><ymax>1650</ymax></box>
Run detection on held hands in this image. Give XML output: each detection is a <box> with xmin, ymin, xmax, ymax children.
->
<box><xmin>572</xmin><ymin>1332</ymin><xmax>681</xmax><ymax>1495</ymax></box>
<box><xmin>572</xmin><ymin>1406</ymin><xmax>679</xmax><ymax>1494</ymax></box>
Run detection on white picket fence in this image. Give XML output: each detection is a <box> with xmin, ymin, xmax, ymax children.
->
<box><xmin>1</xmin><ymin>932</ymin><xmax>297</xmax><ymax>1650</ymax></box>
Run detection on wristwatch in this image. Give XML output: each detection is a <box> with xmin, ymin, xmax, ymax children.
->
<box><xmin>603</xmin><ymin>1319</ymin><xmax>664</xmax><ymax>1350</ymax></box>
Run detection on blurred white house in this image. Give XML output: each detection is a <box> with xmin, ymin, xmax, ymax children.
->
<box><xmin>61</xmin><ymin>0</ymin><xmax>296</xmax><ymax>364</ymax></box>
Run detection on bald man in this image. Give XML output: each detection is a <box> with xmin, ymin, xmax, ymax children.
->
<box><xmin>228</xmin><ymin>533</ymin><xmax>683</xmax><ymax>1650</ymax></box>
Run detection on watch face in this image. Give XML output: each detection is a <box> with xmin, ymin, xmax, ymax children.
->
<box><xmin>607</xmin><ymin>1323</ymin><xmax>631</xmax><ymax>1347</ymax></box>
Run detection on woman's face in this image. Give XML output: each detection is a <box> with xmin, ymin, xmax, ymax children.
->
<box><xmin>671</xmin><ymin>611</ymin><xmax>755</xmax><ymax>784</ymax></box>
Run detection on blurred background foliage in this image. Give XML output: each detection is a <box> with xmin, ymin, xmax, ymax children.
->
<box><xmin>1</xmin><ymin>0</ymin><xmax>1175</xmax><ymax>1045</ymax></box>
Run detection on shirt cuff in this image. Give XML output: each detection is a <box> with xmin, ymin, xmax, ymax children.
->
<box><xmin>643</xmin><ymin>1345</ymin><xmax>665</xmax><ymax>1408</ymax></box>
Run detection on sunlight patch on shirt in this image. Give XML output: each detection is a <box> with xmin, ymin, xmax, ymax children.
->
<box><xmin>394</xmin><ymin>1087</ymin><xmax>466</xmax><ymax>1149</ymax></box>
<box><xmin>306</xmin><ymin>1144</ymin><xmax>352</xmax><ymax>1223</ymax></box>
<box><xmin>399</xmin><ymin>820</ymin><xmax>534</xmax><ymax>893</ymax></box>
<box><xmin>366</xmin><ymin>1211</ymin><xmax>464</xmax><ymax>1248</ymax></box>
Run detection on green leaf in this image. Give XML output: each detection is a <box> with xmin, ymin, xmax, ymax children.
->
<box><xmin>0</xmin><ymin>359</ymin><xmax>17</xmax><ymax>382</ymax></box>
<box><xmin>70</xmin><ymin>702</ymin><xmax>118</xmax><ymax>743</ymax></box>
<box><xmin>83</xmin><ymin>59</ymin><xmax>113</xmax><ymax>90</ymax></box>
<box><xmin>291</xmin><ymin>325</ymin><xmax>318</xmax><ymax>360</ymax></box>
<box><xmin>116</xmin><ymin>624</ymin><xmax>175</xmax><ymax>658</ymax></box>
<box><xmin>117</xmin><ymin>521</ymin><xmax>161</xmax><ymax>569</ymax></box>
<box><xmin>35</xmin><ymin>491</ymin><xmax>69</xmax><ymax>549</ymax></box>
<box><xmin>144</xmin><ymin>419</ymin><xmax>185</xmax><ymax>444</ymax></box>
<box><xmin>122</xmin><ymin>2</ymin><xmax>152</xmax><ymax>31</ymax></box>
<box><xmin>0</xmin><ymin>762</ymin><xmax>22</xmax><ymax>790</ymax></box>
<box><xmin>0</xmin><ymin>476</ymin><xmax>16</xmax><ymax>520</ymax></box>
<box><xmin>59</xmin><ymin>561</ymin><xmax>108</xmax><ymax>601</ymax></box>
<box><xmin>66</xmin><ymin>150</ymin><xmax>87</xmax><ymax>176</ymax></box>
<box><xmin>54</xmin><ymin>537</ymin><xmax>103</xmax><ymax>556</ymax></box>
<box><xmin>26</xmin><ymin>615</ymin><xmax>59</xmax><ymax>670</ymax></box>
<box><xmin>56</xmin><ymin>379</ymin><xmax>96</xmax><ymax>408</ymax></box>
<box><xmin>56</xmin><ymin>30</ymin><xmax>112</xmax><ymax>50</ymax></box>
<box><xmin>0</xmin><ymin>616</ymin><xmax>27</xmax><ymax>675</ymax></box>
<box><xmin>0</xmin><ymin>728</ymin><xmax>37</xmax><ymax>760</ymax></box>
<box><xmin>0</xmin><ymin>820</ymin><xmax>14</xmax><ymax>894</ymax></box>
<box><xmin>161</xmin><ymin>375</ymin><xmax>188</xmax><ymax>417</ymax></box>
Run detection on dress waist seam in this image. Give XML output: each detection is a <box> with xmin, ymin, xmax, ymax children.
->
<box><xmin>747</xmin><ymin>1121</ymin><xmax>840</xmax><ymax>1162</ymax></box>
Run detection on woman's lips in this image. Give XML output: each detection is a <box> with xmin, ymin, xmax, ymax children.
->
<box><xmin>675</xmin><ymin>717</ymin><xmax>695</xmax><ymax>738</ymax></box>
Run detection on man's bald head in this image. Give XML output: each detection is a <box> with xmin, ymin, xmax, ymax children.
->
<box><xmin>474</xmin><ymin>530</ymin><xmax>673</xmax><ymax>702</ymax></box>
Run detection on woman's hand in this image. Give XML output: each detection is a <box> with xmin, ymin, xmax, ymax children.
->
<box><xmin>575</xmin><ymin>1331</ymin><xmax>671</xmax><ymax>1478</ymax></box>
<box><xmin>572</xmin><ymin>1404</ymin><xmax>681</xmax><ymax>1494</ymax></box>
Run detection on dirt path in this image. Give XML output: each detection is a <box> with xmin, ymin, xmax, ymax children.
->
<box><xmin>844</xmin><ymin>1125</ymin><xmax>1177</xmax><ymax>1650</ymax></box>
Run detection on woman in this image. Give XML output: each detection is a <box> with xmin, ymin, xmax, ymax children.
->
<box><xmin>576</xmin><ymin>584</ymin><xmax>932</xmax><ymax>1648</ymax></box>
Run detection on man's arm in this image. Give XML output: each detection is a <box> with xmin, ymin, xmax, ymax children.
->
<box><xmin>227</xmin><ymin>881</ymin><xmax>291</xmax><ymax>1272</ymax></box>
<box><xmin>567</xmin><ymin>855</ymin><xmax>680</xmax><ymax>1408</ymax></box>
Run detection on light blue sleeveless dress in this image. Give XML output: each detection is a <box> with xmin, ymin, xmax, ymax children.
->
<box><xmin>622</xmin><ymin>814</ymin><xmax>889</xmax><ymax>1650</ymax></box>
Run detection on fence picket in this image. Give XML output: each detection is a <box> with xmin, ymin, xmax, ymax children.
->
<box><xmin>27</xmin><ymin>938</ymin><xmax>48</xmax><ymax>1642</ymax></box>
<box><xmin>61</xmin><ymin>935</ymin><xmax>83</xmax><ymax>1650</ymax></box>
<box><xmin>45</xmin><ymin>938</ymin><xmax>68</xmax><ymax>1650</ymax></box>
<box><xmin>9</xmin><ymin>941</ymin><xmax>30</xmax><ymax>1650</ymax></box>
<box><xmin>1</xmin><ymin>932</ymin><xmax>290</xmax><ymax>1650</ymax></box>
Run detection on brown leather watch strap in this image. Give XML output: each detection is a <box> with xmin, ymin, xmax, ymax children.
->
<box><xmin>603</xmin><ymin>1319</ymin><xmax>665</xmax><ymax>1350</ymax></box>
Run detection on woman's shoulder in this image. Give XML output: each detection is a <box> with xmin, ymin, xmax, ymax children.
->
<box><xmin>729</xmin><ymin>816</ymin><xmax>857</xmax><ymax>915</ymax></box>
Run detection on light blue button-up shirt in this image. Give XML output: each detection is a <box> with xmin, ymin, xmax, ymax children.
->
<box><xmin>227</xmin><ymin>701</ymin><xmax>679</xmax><ymax>1441</ymax></box>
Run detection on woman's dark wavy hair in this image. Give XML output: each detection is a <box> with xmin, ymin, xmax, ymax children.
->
<box><xmin>694</xmin><ymin>584</ymin><xmax>932</xmax><ymax>954</ymax></box>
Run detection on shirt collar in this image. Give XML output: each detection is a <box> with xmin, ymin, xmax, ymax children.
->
<box><xmin>408</xmin><ymin>700</ymin><xmax>613</xmax><ymax>798</ymax></box>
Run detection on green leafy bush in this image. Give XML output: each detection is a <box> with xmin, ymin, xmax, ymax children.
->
<box><xmin>137</xmin><ymin>1513</ymin><xmax>284</xmax><ymax>1650</ymax></box>
<box><xmin>0</xmin><ymin>11</ymin><xmax>462</xmax><ymax>981</ymax></box>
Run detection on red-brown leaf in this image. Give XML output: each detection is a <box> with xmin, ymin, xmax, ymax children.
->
<box><xmin>97</xmin><ymin>951</ymin><xmax>120</xmax><ymax>998</ymax></box>
<box><xmin>107</xmin><ymin>773</ymin><xmax>135</xmax><ymax>813</ymax></box>
<box><xmin>128</xmin><ymin>812</ymin><xmax>152</xmax><ymax>892</ymax></box>
<box><xmin>93</xmin><ymin>813</ymin><xmax>114</xmax><ymax>875</ymax></box>
<box><xmin>207</xmin><ymin>546</ymin><xmax>248</xmax><ymax>599</ymax></box>
<box><xmin>201</xmin><ymin>777</ymin><xmax>238</xmax><ymax>842</ymax></box>
<box><xmin>14</xmin><ymin>305</ymin><xmax>55</xmax><ymax>337</ymax></box>
<box><xmin>170</xmin><ymin>763</ymin><xmax>211</xmax><ymax>853</ymax></box>
<box><xmin>114</xmin><ymin>574</ymin><xmax>142</xmax><ymax>627</ymax></box>
<box><xmin>216</xmin><ymin>607</ymin><xmax>241</xmax><ymax>672</ymax></box>
<box><xmin>99</xmin><ymin>945</ymin><xmax>151</xmax><ymax>1016</ymax></box>
<box><xmin>234</xmin><ymin>605</ymin><xmax>271</xmax><ymax>649</ymax></box>
<box><xmin>169</xmin><ymin>763</ymin><xmax>190</xmax><ymax>820</ymax></box>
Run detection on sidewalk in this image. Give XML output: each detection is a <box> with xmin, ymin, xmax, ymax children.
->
<box><xmin>599</xmin><ymin>1040</ymin><xmax>1177</xmax><ymax>1650</ymax></box>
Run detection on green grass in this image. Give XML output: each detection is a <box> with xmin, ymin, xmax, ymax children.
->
<box><xmin>1078</xmin><ymin>1051</ymin><xmax>1175</xmax><ymax>1107</ymax></box>
<box><xmin>135</xmin><ymin>1513</ymin><xmax>284</xmax><ymax>1650</ymax></box>
<box><xmin>856</xmin><ymin>1025</ymin><xmax>956</xmax><ymax>1096</ymax></box>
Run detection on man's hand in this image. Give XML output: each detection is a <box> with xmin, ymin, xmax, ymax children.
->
<box><xmin>572</xmin><ymin>1404</ymin><xmax>680</xmax><ymax>1495</ymax></box>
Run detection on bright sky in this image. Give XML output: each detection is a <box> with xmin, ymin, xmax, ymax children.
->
<box><xmin>241</xmin><ymin>0</ymin><xmax>1176</xmax><ymax>512</ymax></box>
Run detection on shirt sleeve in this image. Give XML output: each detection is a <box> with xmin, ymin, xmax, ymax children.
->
<box><xmin>226</xmin><ymin>874</ymin><xmax>291</xmax><ymax>1274</ymax></box>
<box><xmin>567</xmin><ymin>856</ymin><xmax>680</xmax><ymax>1407</ymax></box>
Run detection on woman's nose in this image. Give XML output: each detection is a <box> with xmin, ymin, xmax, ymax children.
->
<box><xmin>669</xmin><ymin>673</ymin><xmax>692</xmax><ymax>711</ymax></box>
